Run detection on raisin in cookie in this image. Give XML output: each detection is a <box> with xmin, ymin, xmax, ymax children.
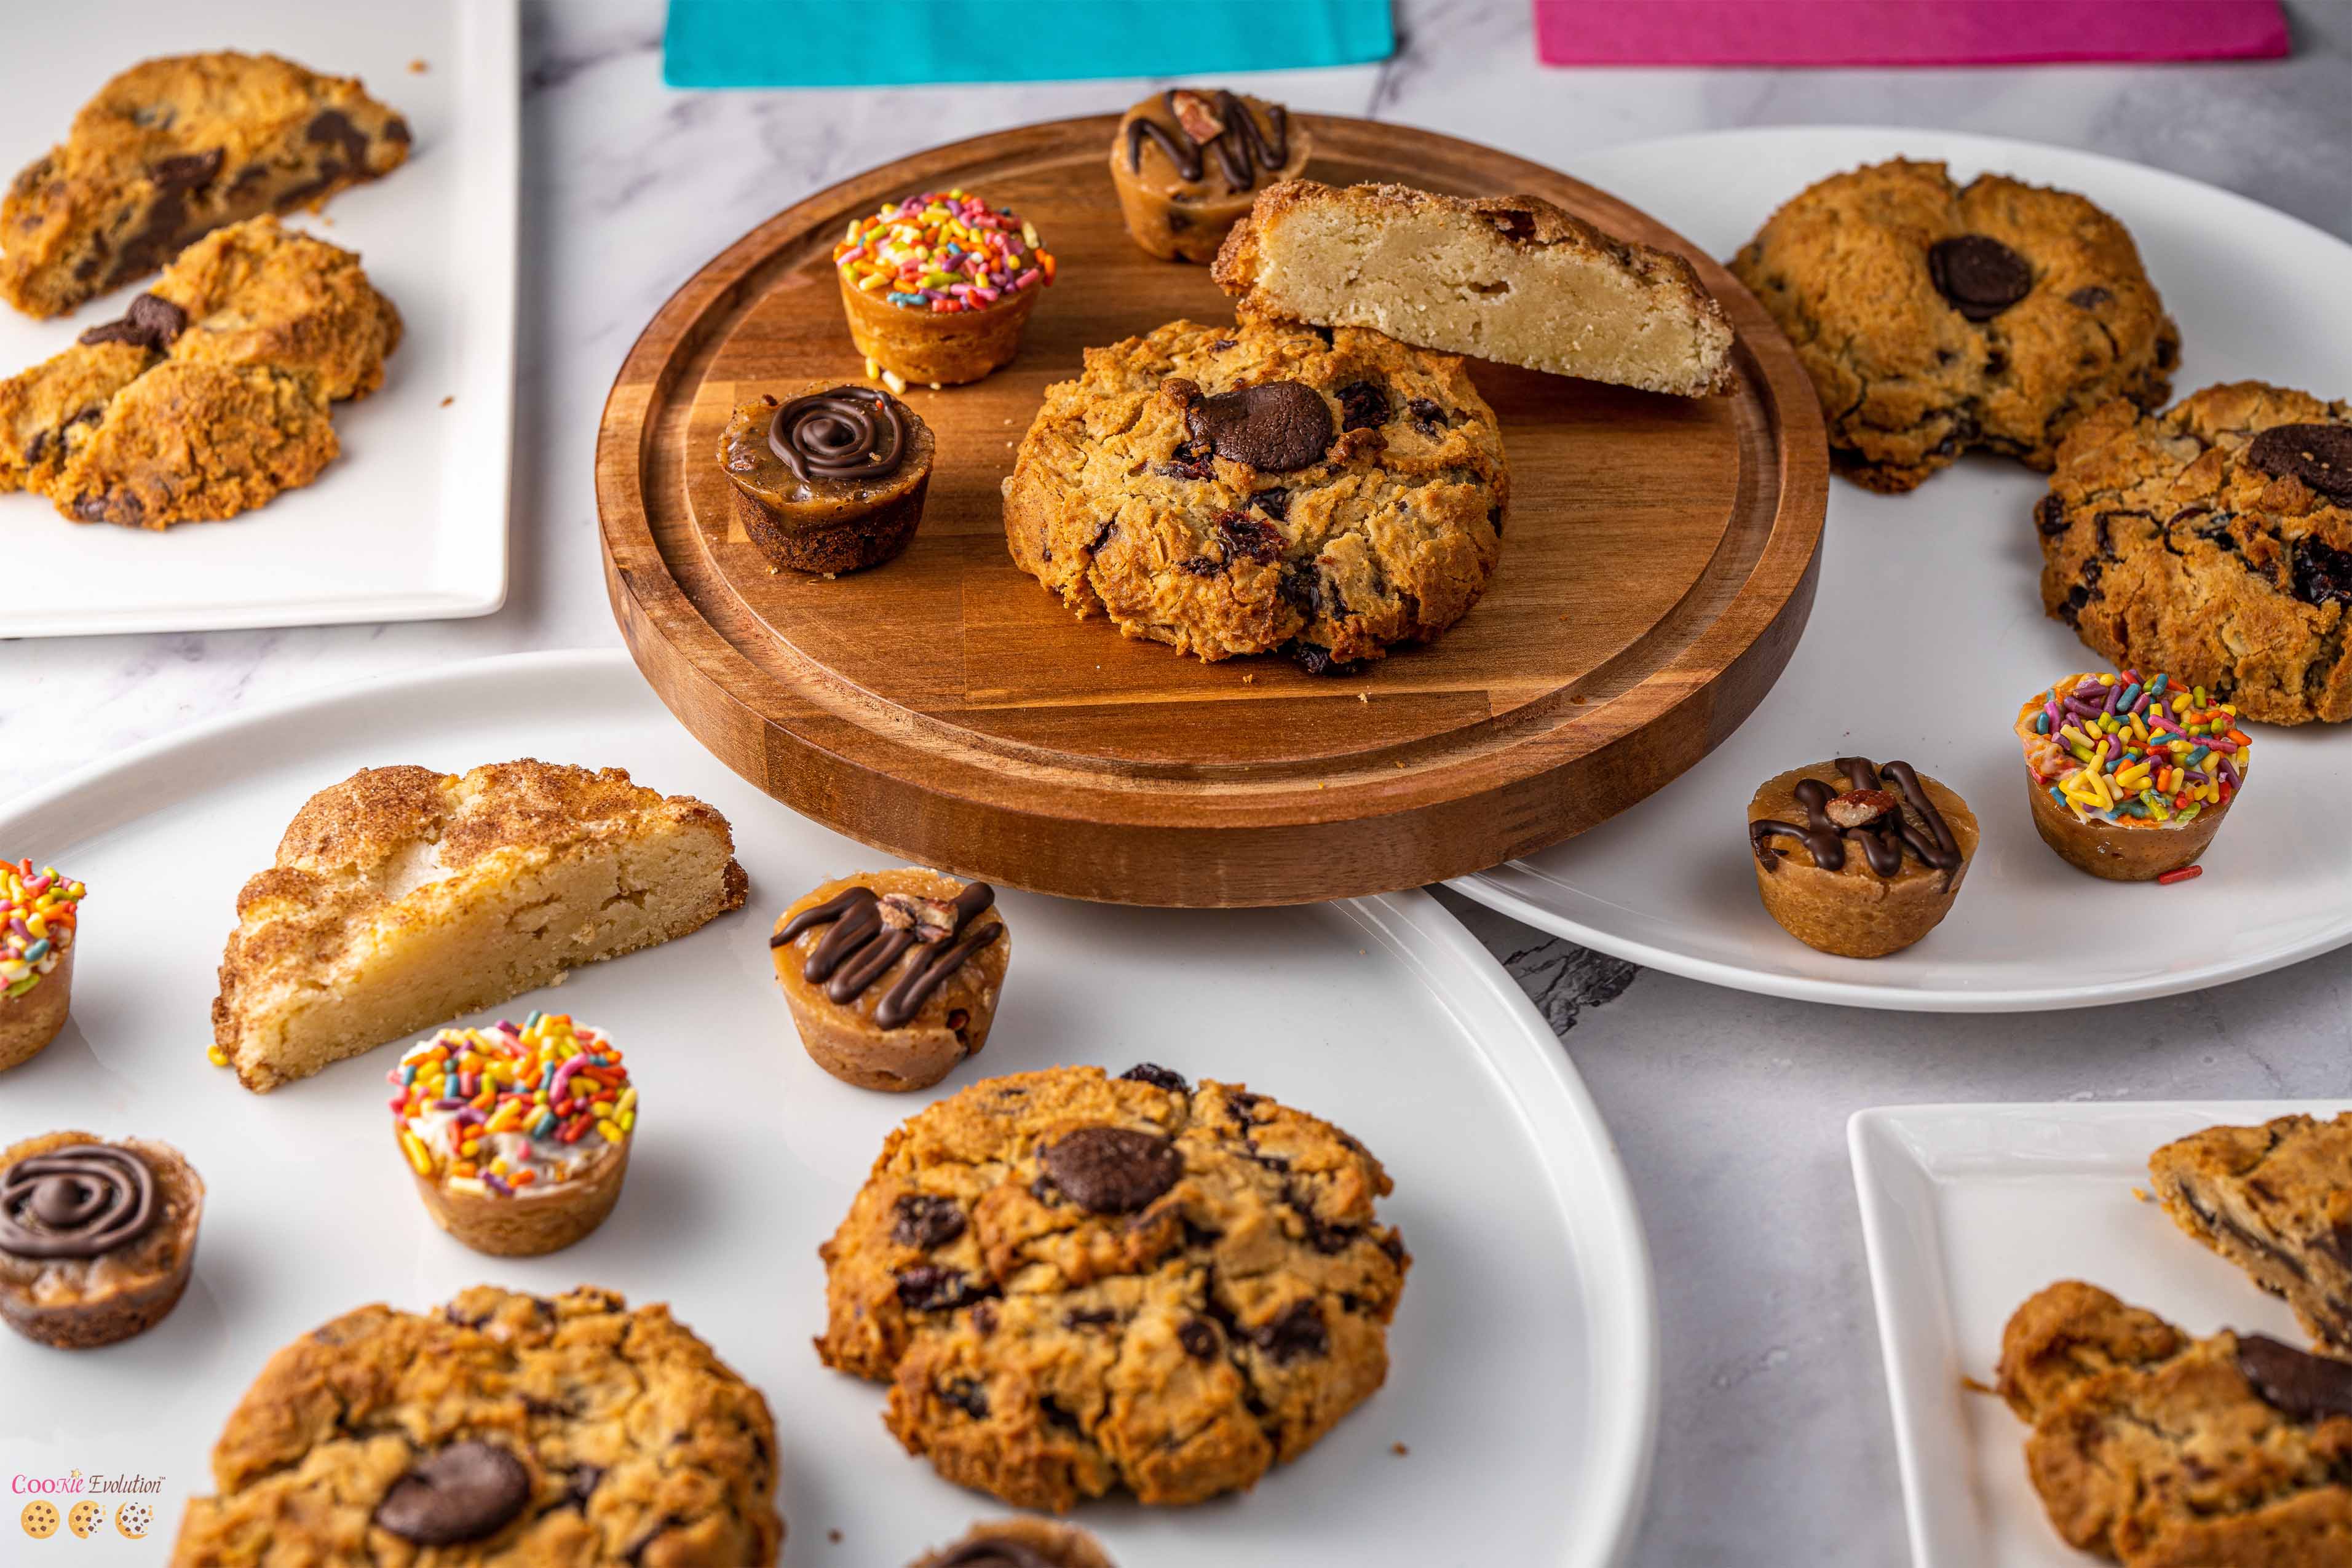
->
<box><xmin>170</xmin><ymin>1285</ymin><xmax>783</xmax><ymax>1567</ymax></box>
<box><xmin>816</xmin><ymin>1064</ymin><xmax>1409</xmax><ymax>1511</ymax></box>
<box><xmin>1004</xmin><ymin>317</ymin><xmax>1505</xmax><ymax>673</ymax></box>
<box><xmin>1997</xmin><ymin>1280</ymin><xmax>2352</xmax><ymax>1567</ymax></box>
<box><xmin>2151</xmin><ymin>1112</ymin><xmax>2352</xmax><ymax>1353</ymax></box>
<box><xmin>2038</xmin><ymin>382</ymin><xmax>2352</xmax><ymax>724</ymax></box>
<box><xmin>1731</xmin><ymin>158</ymin><xmax>2178</xmax><ymax>492</ymax></box>
<box><xmin>2</xmin><ymin>51</ymin><xmax>408</xmax><ymax>319</ymax></box>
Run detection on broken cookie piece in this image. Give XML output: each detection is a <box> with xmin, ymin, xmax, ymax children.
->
<box><xmin>2152</xmin><ymin>1111</ymin><xmax>2352</xmax><ymax>1352</ymax></box>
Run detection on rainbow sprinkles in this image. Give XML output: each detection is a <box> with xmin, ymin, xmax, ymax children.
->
<box><xmin>833</xmin><ymin>188</ymin><xmax>1055</xmax><ymax>315</ymax></box>
<box><xmin>2016</xmin><ymin>671</ymin><xmax>2250</xmax><ymax>828</ymax></box>
<box><xmin>389</xmin><ymin>1013</ymin><xmax>633</xmax><ymax>1198</ymax></box>
<box><xmin>1</xmin><ymin>860</ymin><xmax>82</xmax><ymax>999</ymax></box>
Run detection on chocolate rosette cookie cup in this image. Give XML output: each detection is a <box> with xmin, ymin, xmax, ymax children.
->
<box><xmin>0</xmin><ymin>860</ymin><xmax>83</xmax><ymax>1072</ymax></box>
<box><xmin>389</xmin><ymin>1014</ymin><xmax>634</xmax><ymax>1257</ymax></box>
<box><xmin>913</xmin><ymin>1519</ymin><xmax>1117</xmax><ymax>1568</ymax></box>
<box><xmin>772</xmin><ymin>870</ymin><xmax>1008</xmax><ymax>1093</ymax></box>
<box><xmin>1748</xmin><ymin>758</ymin><xmax>1978</xmax><ymax>959</ymax></box>
<box><xmin>835</xmin><ymin>190</ymin><xmax>1055</xmax><ymax>386</ymax></box>
<box><xmin>720</xmin><ymin>382</ymin><xmax>936</xmax><ymax>574</ymax></box>
<box><xmin>0</xmin><ymin>1131</ymin><xmax>203</xmax><ymax>1348</ymax></box>
<box><xmin>2019</xmin><ymin>671</ymin><xmax>2248</xmax><ymax>882</ymax></box>
<box><xmin>1111</xmin><ymin>87</ymin><xmax>1308</xmax><ymax>263</ymax></box>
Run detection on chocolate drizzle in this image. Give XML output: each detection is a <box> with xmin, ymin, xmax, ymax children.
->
<box><xmin>1750</xmin><ymin>758</ymin><xmax>1964</xmax><ymax>889</ymax></box>
<box><xmin>0</xmin><ymin>1144</ymin><xmax>157</xmax><ymax>1260</ymax></box>
<box><xmin>770</xmin><ymin>881</ymin><xmax>1000</xmax><ymax>1029</ymax></box>
<box><xmin>1125</xmin><ymin>90</ymin><xmax>1290</xmax><ymax>192</ymax></box>
<box><xmin>767</xmin><ymin>386</ymin><xmax>907</xmax><ymax>484</ymax></box>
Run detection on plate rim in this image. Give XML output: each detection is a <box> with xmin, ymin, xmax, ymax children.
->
<box><xmin>1449</xmin><ymin>122</ymin><xmax>2352</xmax><ymax>1013</ymax></box>
<box><xmin>0</xmin><ymin>646</ymin><xmax>1660</xmax><ymax>1568</ymax></box>
<box><xmin>0</xmin><ymin>0</ymin><xmax>518</xmax><ymax>639</ymax></box>
<box><xmin>1848</xmin><ymin>1098</ymin><xmax>2352</xmax><ymax>1568</ymax></box>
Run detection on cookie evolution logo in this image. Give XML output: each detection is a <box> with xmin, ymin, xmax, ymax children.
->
<box><xmin>14</xmin><ymin>1470</ymin><xmax>164</xmax><ymax>1540</ymax></box>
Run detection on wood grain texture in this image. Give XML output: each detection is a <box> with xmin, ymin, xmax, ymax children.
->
<box><xmin>596</xmin><ymin>114</ymin><xmax>1827</xmax><ymax>907</ymax></box>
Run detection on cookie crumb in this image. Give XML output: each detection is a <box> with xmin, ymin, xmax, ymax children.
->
<box><xmin>1392</xmin><ymin>1441</ymin><xmax>1409</xmax><ymax>1455</ymax></box>
<box><xmin>409</xmin><ymin>58</ymin><xmax>429</xmax><ymax>73</ymax></box>
<box><xmin>440</xmin><ymin>395</ymin><xmax>455</xmax><ymax>407</ymax></box>
<box><xmin>828</xmin><ymin>1528</ymin><xmax>842</xmax><ymax>1544</ymax></box>
<box><xmin>1358</xmin><ymin>691</ymin><xmax>1369</xmax><ymax>703</ymax></box>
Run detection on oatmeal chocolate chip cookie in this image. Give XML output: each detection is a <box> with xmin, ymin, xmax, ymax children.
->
<box><xmin>169</xmin><ymin>1285</ymin><xmax>783</xmax><ymax>1567</ymax></box>
<box><xmin>2</xmin><ymin>50</ymin><xmax>408</xmax><ymax>319</ymax></box>
<box><xmin>1004</xmin><ymin>317</ymin><xmax>1505</xmax><ymax>671</ymax></box>
<box><xmin>2039</xmin><ymin>381</ymin><xmax>2352</xmax><ymax>724</ymax></box>
<box><xmin>1730</xmin><ymin>158</ymin><xmax>2179</xmax><ymax>492</ymax></box>
<box><xmin>2150</xmin><ymin>1112</ymin><xmax>2352</xmax><ymax>1353</ymax></box>
<box><xmin>1997</xmin><ymin>1280</ymin><xmax>2352</xmax><ymax>1567</ymax></box>
<box><xmin>817</xmin><ymin>1064</ymin><xmax>1409</xmax><ymax>1511</ymax></box>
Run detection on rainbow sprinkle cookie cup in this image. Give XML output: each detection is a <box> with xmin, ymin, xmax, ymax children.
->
<box><xmin>833</xmin><ymin>189</ymin><xmax>1055</xmax><ymax>386</ymax></box>
<box><xmin>389</xmin><ymin>1014</ymin><xmax>633</xmax><ymax>1257</ymax></box>
<box><xmin>0</xmin><ymin>861</ymin><xmax>83</xmax><ymax>1072</ymax></box>
<box><xmin>2018</xmin><ymin>671</ymin><xmax>2249</xmax><ymax>882</ymax></box>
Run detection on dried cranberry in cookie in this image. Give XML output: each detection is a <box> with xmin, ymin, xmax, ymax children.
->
<box><xmin>1731</xmin><ymin>158</ymin><xmax>2178</xmax><ymax>491</ymax></box>
<box><xmin>771</xmin><ymin>869</ymin><xmax>1010</xmax><ymax>1093</ymax></box>
<box><xmin>1109</xmin><ymin>88</ymin><xmax>1310</xmax><ymax>264</ymax></box>
<box><xmin>1746</xmin><ymin>757</ymin><xmax>1976</xmax><ymax>958</ymax></box>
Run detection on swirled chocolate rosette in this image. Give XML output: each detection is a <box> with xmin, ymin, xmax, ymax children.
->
<box><xmin>717</xmin><ymin>380</ymin><xmax>935</xmax><ymax>574</ymax></box>
<box><xmin>0</xmin><ymin>1130</ymin><xmax>203</xmax><ymax>1347</ymax></box>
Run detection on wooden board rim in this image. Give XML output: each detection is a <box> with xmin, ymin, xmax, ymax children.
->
<box><xmin>596</xmin><ymin>113</ymin><xmax>1827</xmax><ymax>905</ymax></box>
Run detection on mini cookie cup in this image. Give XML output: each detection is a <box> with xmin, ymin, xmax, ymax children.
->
<box><xmin>1748</xmin><ymin>761</ymin><xmax>1978</xmax><ymax>959</ymax></box>
<box><xmin>409</xmin><ymin>1138</ymin><xmax>630</xmax><ymax>1257</ymax></box>
<box><xmin>0</xmin><ymin>1130</ymin><xmax>203</xmax><ymax>1349</ymax></box>
<box><xmin>838</xmin><ymin>270</ymin><xmax>1038</xmax><ymax>387</ymax></box>
<box><xmin>0</xmin><ymin>944</ymin><xmax>73</xmax><ymax>1072</ymax></box>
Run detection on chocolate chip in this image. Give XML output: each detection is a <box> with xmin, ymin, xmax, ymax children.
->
<box><xmin>1249</xmin><ymin>1299</ymin><xmax>1328</xmax><ymax>1363</ymax></box>
<box><xmin>22</xmin><ymin>430</ymin><xmax>46</xmax><ymax>467</ymax></box>
<box><xmin>891</xmin><ymin>1194</ymin><xmax>967</xmax><ymax>1250</ymax></box>
<box><xmin>2069</xmin><ymin>285</ymin><xmax>2113</xmax><ymax>309</ymax></box>
<box><xmin>1155</xmin><ymin>440</ymin><xmax>1216</xmax><ymax>482</ymax></box>
<box><xmin>1087</xmin><ymin>518</ymin><xmax>1117</xmax><ymax>552</ymax></box>
<box><xmin>895</xmin><ymin>1264</ymin><xmax>994</xmax><ymax>1312</ymax></box>
<box><xmin>73</xmin><ymin>491</ymin><xmax>138</xmax><ymax>525</ymax></box>
<box><xmin>2035</xmin><ymin>493</ymin><xmax>2069</xmax><ymax>537</ymax></box>
<box><xmin>941</xmin><ymin>1377</ymin><xmax>989</xmax><ymax>1419</ymax></box>
<box><xmin>1178</xmin><ymin>1317</ymin><xmax>1219</xmax><ymax>1359</ymax></box>
<box><xmin>1253</xmin><ymin>487</ymin><xmax>1289</xmax><ymax>521</ymax></box>
<box><xmin>1177</xmin><ymin>555</ymin><xmax>1224</xmax><ymax>578</ymax></box>
<box><xmin>971</xmin><ymin>1299</ymin><xmax>999</xmax><ymax>1335</ymax></box>
<box><xmin>1335</xmin><ymin>380</ymin><xmax>1389</xmax><ymax>432</ymax></box>
<box><xmin>1214</xmin><ymin>510</ymin><xmax>1283</xmax><ymax>564</ymax></box>
<box><xmin>1063</xmin><ymin>1307</ymin><xmax>1118</xmax><ymax>1329</ymax></box>
<box><xmin>562</xmin><ymin>1465</ymin><xmax>603</xmax><ymax>1510</ymax></box>
<box><xmin>384</xmin><ymin>117</ymin><xmax>413</xmax><ymax>146</ymax></box>
<box><xmin>2291</xmin><ymin>536</ymin><xmax>2352</xmax><ymax>607</ymax></box>
<box><xmin>1039</xmin><ymin>1396</ymin><xmax>1083</xmax><ymax>1432</ymax></box>
<box><xmin>305</xmin><ymin>109</ymin><xmax>371</xmax><ymax>168</ymax></box>
<box><xmin>1039</xmin><ymin>1127</ymin><xmax>1182</xmax><ymax>1214</ymax></box>
<box><xmin>1285</xmin><ymin>639</ymin><xmax>1363</xmax><ymax>677</ymax></box>
<box><xmin>2249</xmin><ymin>424</ymin><xmax>2352</xmax><ymax>501</ymax></box>
<box><xmin>77</xmin><ymin>291</ymin><xmax>186</xmax><ymax>352</ymax></box>
<box><xmin>1208</xmin><ymin>337</ymin><xmax>1237</xmax><ymax>352</ymax></box>
<box><xmin>373</xmin><ymin>1441</ymin><xmax>530</xmax><ymax>1546</ymax></box>
<box><xmin>1928</xmin><ymin>234</ymin><xmax>2033</xmax><ymax>322</ymax></box>
<box><xmin>1186</xmin><ymin>382</ymin><xmax>1333</xmax><ymax>473</ymax></box>
<box><xmin>1406</xmin><ymin>397</ymin><xmax>1449</xmax><ymax>436</ymax></box>
<box><xmin>2238</xmin><ymin>1332</ymin><xmax>2352</xmax><ymax>1422</ymax></box>
<box><xmin>1119</xmin><ymin>1063</ymin><xmax>1188</xmax><ymax>1092</ymax></box>
<box><xmin>1278</xmin><ymin>563</ymin><xmax>1324</xmax><ymax>619</ymax></box>
<box><xmin>149</xmin><ymin>149</ymin><xmax>223</xmax><ymax>192</ymax></box>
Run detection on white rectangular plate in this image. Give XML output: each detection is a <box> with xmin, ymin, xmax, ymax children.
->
<box><xmin>0</xmin><ymin>0</ymin><xmax>515</xmax><ymax>637</ymax></box>
<box><xmin>1850</xmin><ymin>1099</ymin><xmax>2348</xmax><ymax>1568</ymax></box>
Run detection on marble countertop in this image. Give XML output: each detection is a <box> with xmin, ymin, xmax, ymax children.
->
<box><xmin>11</xmin><ymin>2</ymin><xmax>2352</xmax><ymax>1560</ymax></box>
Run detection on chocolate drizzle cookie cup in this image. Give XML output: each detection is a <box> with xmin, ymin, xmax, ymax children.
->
<box><xmin>1111</xmin><ymin>87</ymin><xmax>1308</xmax><ymax>263</ymax></box>
<box><xmin>771</xmin><ymin>869</ymin><xmax>1008</xmax><ymax>1093</ymax></box>
<box><xmin>388</xmin><ymin>1015</ymin><xmax>634</xmax><ymax>1256</ymax></box>
<box><xmin>1748</xmin><ymin>758</ymin><xmax>1978</xmax><ymax>958</ymax></box>
<box><xmin>834</xmin><ymin>189</ymin><xmax>1054</xmax><ymax>386</ymax></box>
<box><xmin>0</xmin><ymin>861</ymin><xmax>82</xmax><ymax>1072</ymax></box>
<box><xmin>2019</xmin><ymin>671</ymin><xmax>2247</xmax><ymax>881</ymax></box>
<box><xmin>721</xmin><ymin>382</ymin><xmax>935</xmax><ymax>574</ymax></box>
<box><xmin>0</xmin><ymin>1131</ymin><xmax>202</xmax><ymax>1348</ymax></box>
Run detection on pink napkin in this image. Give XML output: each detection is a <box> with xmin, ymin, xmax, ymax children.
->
<box><xmin>1533</xmin><ymin>1</ymin><xmax>2290</xmax><ymax>67</ymax></box>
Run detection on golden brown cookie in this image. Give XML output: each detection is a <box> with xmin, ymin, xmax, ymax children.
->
<box><xmin>1746</xmin><ymin>757</ymin><xmax>1976</xmax><ymax>958</ymax></box>
<box><xmin>1731</xmin><ymin>158</ymin><xmax>2178</xmax><ymax>491</ymax></box>
<box><xmin>2039</xmin><ymin>382</ymin><xmax>2352</xmax><ymax>724</ymax></box>
<box><xmin>1997</xmin><ymin>1280</ymin><xmax>2352</xmax><ymax>1567</ymax></box>
<box><xmin>1</xmin><ymin>50</ymin><xmax>408</xmax><ymax>319</ymax></box>
<box><xmin>2150</xmin><ymin>1112</ymin><xmax>2352</xmax><ymax>1353</ymax></box>
<box><xmin>168</xmin><ymin>1286</ymin><xmax>783</xmax><ymax>1566</ymax></box>
<box><xmin>817</xmin><ymin>1064</ymin><xmax>1408</xmax><ymax>1511</ymax></box>
<box><xmin>0</xmin><ymin>1131</ymin><xmax>203</xmax><ymax>1348</ymax></box>
<box><xmin>1005</xmin><ymin>317</ymin><xmax>1505</xmax><ymax>671</ymax></box>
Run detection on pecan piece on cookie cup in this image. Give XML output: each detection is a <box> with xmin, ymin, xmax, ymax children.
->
<box><xmin>2019</xmin><ymin>670</ymin><xmax>2247</xmax><ymax>881</ymax></box>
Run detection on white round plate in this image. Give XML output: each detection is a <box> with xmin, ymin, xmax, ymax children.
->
<box><xmin>1452</xmin><ymin>125</ymin><xmax>2352</xmax><ymax>1012</ymax></box>
<box><xmin>0</xmin><ymin>651</ymin><xmax>1654</xmax><ymax>1567</ymax></box>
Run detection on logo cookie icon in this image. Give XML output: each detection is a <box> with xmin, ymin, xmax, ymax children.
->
<box><xmin>114</xmin><ymin>1501</ymin><xmax>153</xmax><ymax>1539</ymax></box>
<box><xmin>65</xmin><ymin>1499</ymin><xmax>102</xmax><ymax>1538</ymax></box>
<box><xmin>20</xmin><ymin>1499</ymin><xmax>59</xmax><ymax>1538</ymax></box>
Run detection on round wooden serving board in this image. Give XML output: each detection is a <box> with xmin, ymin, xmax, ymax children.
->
<box><xmin>598</xmin><ymin>115</ymin><xmax>1827</xmax><ymax>907</ymax></box>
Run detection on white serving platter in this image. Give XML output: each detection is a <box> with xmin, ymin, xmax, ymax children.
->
<box><xmin>1451</xmin><ymin>126</ymin><xmax>2352</xmax><ymax>1012</ymax></box>
<box><xmin>0</xmin><ymin>0</ymin><xmax>515</xmax><ymax>638</ymax></box>
<box><xmin>1850</xmin><ymin>1099</ymin><xmax>2342</xmax><ymax>1568</ymax></box>
<box><xmin>0</xmin><ymin>649</ymin><xmax>1656</xmax><ymax>1567</ymax></box>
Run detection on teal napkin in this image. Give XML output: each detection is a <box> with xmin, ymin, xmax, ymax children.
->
<box><xmin>663</xmin><ymin>0</ymin><xmax>1395</xmax><ymax>88</ymax></box>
